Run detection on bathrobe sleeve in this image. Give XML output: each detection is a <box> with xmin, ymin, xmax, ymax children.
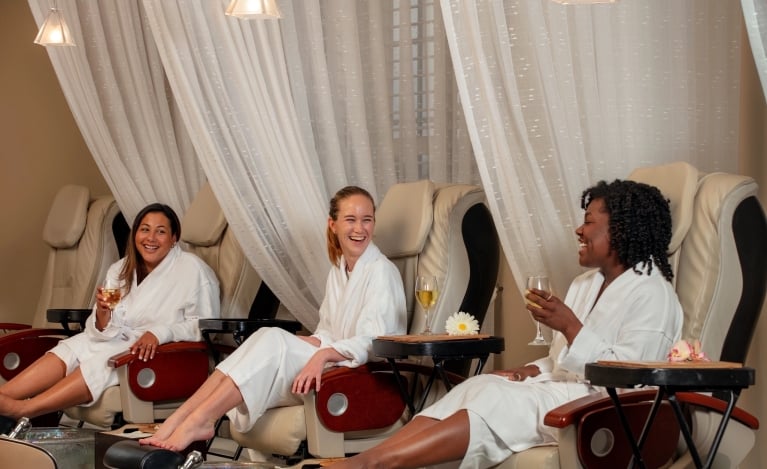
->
<box><xmin>313</xmin><ymin>243</ymin><xmax>407</xmax><ymax>367</ymax></box>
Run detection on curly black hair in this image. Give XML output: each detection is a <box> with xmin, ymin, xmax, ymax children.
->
<box><xmin>581</xmin><ymin>179</ymin><xmax>674</xmax><ymax>282</ymax></box>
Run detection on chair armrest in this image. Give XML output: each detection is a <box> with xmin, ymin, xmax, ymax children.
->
<box><xmin>315</xmin><ymin>363</ymin><xmax>407</xmax><ymax>432</ymax></box>
<box><xmin>542</xmin><ymin>389</ymin><xmax>759</xmax><ymax>430</ymax></box>
<box><xmin>0</xmin><ymin>323</ymin><xmax>32</xmax><ymax>331</ymax></box>
<box><xmin>0</xmin><ymin>328</ymin><xmax>67</xmax><ymax>343</ymax></box>
<box><xmin>544</xmin><ymin>389</ymin><xmax>658</xmax><ymax>428</ymax></box>
<box><xmin>0</xmin><ymin>328</ymin><xmax>70</xmax><ymax>381</ymax></box>
<box><xmin>677</xmin><ymin>392</ymin><xmax>759</xmax><ymax>429</ymax></box>
<box><xmin>108</xmin><ymin>341</ymin><xmax>210</xmax><ymax>402</ymax></box>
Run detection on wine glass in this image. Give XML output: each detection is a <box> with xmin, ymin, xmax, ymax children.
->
<box><xmin>415</xmin><ymin>275</ymin><xmax>439</xmax><ymax>335</ymax></box>
<box><xmin>102</xmin><ymin>278</ymin><xmax>121</xmax><ymax>311</ymax></box>
<box><xmin>525</xmin><ymin>275</ymin><xmax>551</xmax><ymax>346</ymax></box>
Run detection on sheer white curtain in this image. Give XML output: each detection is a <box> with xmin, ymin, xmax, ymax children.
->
<box><xmin>742</xmin><ymin>0</ymin><xmax>767</xmax><ymax>102</ymax></box>
<box><xmin>440</xmin><ymin>0</ymin><xmax>741</xmax><ymax>292</ymax></box>
<box><xmin>278</xmin><ymin>0</ymin><xmax>478</xmax><ymax>198</ymax></box>
<box><xmin>31</xmin><ymin>0</ymin><xmax>743</xmax><ymax>326</ymax></box>
<box><xmin>27</xmin><ymin>0</ymin><xmax>206</xmax><ymax>221</ymax></box>
<box><xmin>143</xmin><ymin>0</ymin><xmax>329</xmax><ymax>328</ymax></box>
<box><xmin>142</xmin><ymin>0</ymin><xmax>479</xmax><ymax>327</ymax></box>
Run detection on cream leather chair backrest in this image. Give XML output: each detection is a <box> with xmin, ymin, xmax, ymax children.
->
<box><xmin>229</xmin><ymin>181</ymin><xmax>501</xmax><ymax>460</ymax></box>
<box><xmin>181</xmin><ymin>182</ymin><xmax>262</xmax><ymax>321</ymax></box>
<box><xmin>0</xmin><ymin>185</ymin><xmax>124</xmax><ymax>389</ymax></box>
<box><xmin>36</xmin><ymin>184</ymin><xmax>122</xmax><ymax>328</ymax></box>
<box><xmin>502</xmin><ymin>162</ymin><xmax>766</xmax><ymax>469</ymax></box>
<box><xmin>375</xmin><ymin>181</ymin><xmax>499</xmax><ymax>334</ymax></box>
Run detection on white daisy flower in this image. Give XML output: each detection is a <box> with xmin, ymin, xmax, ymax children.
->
<box><xmin>445</xmin><ymin>312</ymin><xmax>480</xmax><ymax>336</ymax></box>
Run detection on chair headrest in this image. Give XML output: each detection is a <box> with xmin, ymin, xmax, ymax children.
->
<box><xmin>182</xmin><ymin>182</ymin><xmax>228</xmax><ymax>247</ymax></box>
<box><xmin>42</xmin><ymin>185</ymin><xmax>90</xmax><ymax>249</ymax></box>
<box><xmin>628</xmin><ymin>161</ymin><xmax>699</xmax><ymax>253</ymax></box>
<box><xmin>374</xmin><ymin>180</ymin><xmax>435</xmax><ymax>258</ymax></box>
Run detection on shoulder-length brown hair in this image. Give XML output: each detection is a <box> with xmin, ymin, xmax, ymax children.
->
<box><xmin>119</xmin><ymin>203</ymin><xmax>181</xmax><ymax>293</ymax></box>
<box><xmin>326</xmin><ymin>186</ymin><xmax>375</xmax><ymax>267</ymax></box>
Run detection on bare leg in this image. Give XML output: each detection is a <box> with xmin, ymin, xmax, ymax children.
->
<box><xmin>332</xmin><ymin>411</ymin><xmax>470</xmax><ymax>469</ymax></box>
<box><xmin>142</xmin><ymin>371</ymin><xmax>244</xmax><ymax>451</ymax></box>
<box><xmin>0</xmin><ymin>367</ymin><xmax>92</xmax><ymax>419</ymax></box>
<box><xmin>141</xmin><ymin>370</ymin><xmax>230</xmax><ymax>444</ymax></box>
<box><xmin>0</xmin><ymin>352</ymin><xmax>67</xmax><ymax>399</ymax></box>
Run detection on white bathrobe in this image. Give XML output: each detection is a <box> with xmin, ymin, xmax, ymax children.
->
<box><xmin>51</xmin><ymin>244</ymin><xmax>220</xmax><ymax>404</ymax></box>
<box><xmin>418</xmin><ymin>264</ymin><xmax>683</xmax><ymax>469</ymax></box>
<box><xmin>218</xmin><ymin>242</ymin><xmax>407</xmax><ymax>432</ymax></box>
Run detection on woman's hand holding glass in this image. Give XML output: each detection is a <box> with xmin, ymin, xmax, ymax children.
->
<box><xmin>95</xmin><ymin>278</ymin><xmax>121</xmax><ymax>331</ymax></box>
<box><xmin>525</xmin><ymin>279</ymin><xmax>584</xmax><ymax>346</ymax></box>
<box><xmin>525</xmin><ymin>275</ymin><xmax>552</xmax><ymax>345</ymax></box>
<box><xmin>100</xmin><ymin>278</ymin><xmax>121</xmax><ymax>311</ymax></box>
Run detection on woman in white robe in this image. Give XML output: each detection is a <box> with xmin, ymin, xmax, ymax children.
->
<box><xmin>142</xmin><ymin>185</ymin><xmax>407</xmax><ymax>451</ymax></box>
<box><xmin>332</xmin><ymin>179</ymin><xmax>684</xmax><ymax>469</ymax></box>
<box><xmin>0</xmin><ymin>203</ymin><xmax>220</xmax><ymax>420</ymax></box>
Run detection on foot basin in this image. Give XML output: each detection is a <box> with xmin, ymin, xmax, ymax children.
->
<box><xmin>22</xmin><ymin>427</ymin><xmax>97</xmax><ymax>469</ymax></box>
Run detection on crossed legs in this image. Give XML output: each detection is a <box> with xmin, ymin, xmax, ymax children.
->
<box><xmin>140</xmin><ymin>370</ymin><xmax>244</xmax><ymax>451</ymax></box>
<box><xmin>0</xmin><ymin>352</ymin><xmax>92</xmax><ymax>419</ymax></box>
<box><xmin>331</xmin><ymin>410</ymin><xmax>470</xmax><ymax>469</ymax></box>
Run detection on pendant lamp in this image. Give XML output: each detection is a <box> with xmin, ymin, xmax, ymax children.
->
<box><xmin>34</xmin><ymin>2</ymin><xmax>75</xmax><ymax>47</ymax></box>
<box><xmin>225</xmin><ymin>0</ymin><xmax>282</xmax><ymax>19</ymax></box>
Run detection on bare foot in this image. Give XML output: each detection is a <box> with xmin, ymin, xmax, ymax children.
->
<box><xmin>139</xmin><ymin>396</ymin><xmax>209</xmax><ymax>446</ymax></box>
<box><xmin>151</xmin><ymin>415</ymin><xmax>216</xmax><ymax>452</ymax></box>
<box><xmin>139</xmin><ymin>424</ymin><xmax>172</xmax><ymax>446</ymax></box>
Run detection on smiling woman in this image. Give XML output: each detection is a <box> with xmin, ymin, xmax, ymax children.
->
<box><xmin>0</xmin><ymin>203</ymin><xmax>220</xmax><ymax>421</ymax></box>
<box><xmin>139</xmin><ymin>186</ymin><xmax>408</xmax><ymax>452</ymax></box>
<box><xmin>330</xmin><ymin>179</ymin><xmax>683</xmax><ymax>469</ymax></box>
<box><xmin>326</xmin><ymin>187</ymin><xmax>377</xmax><ymax>272</ymax></box>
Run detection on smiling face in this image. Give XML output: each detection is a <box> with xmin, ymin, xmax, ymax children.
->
<box><xmin>328</xmin><ymin>193</ymin><xmax>375</xmax><ymax>272</ymax></box>
<box><xmin>134</xmin><ymin>211</ymin><xmax>177</xmax><ymax>272</ymax></box>
<box><xmin>575</xmin><ymin>198</ymin><xmax>617</xmax><ymax>271</ymax></box>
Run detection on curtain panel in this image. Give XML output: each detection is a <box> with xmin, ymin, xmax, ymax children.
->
<box><xmin>440</xmin><ymin>0</ymin><xmax>741</xmax><ymax>293</ymax></box>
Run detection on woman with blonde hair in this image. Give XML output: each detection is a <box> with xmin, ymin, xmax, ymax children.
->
<box><xmin>142</xmin><ymin>186</ymin><xmax>407</xmax><ymax>451</ymax></box>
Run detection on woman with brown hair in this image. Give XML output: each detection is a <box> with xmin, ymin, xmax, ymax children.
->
<box><xmin>0</xmin><ymin>203</ymin><xmax>220</xmax><ymax>420</ymax></box>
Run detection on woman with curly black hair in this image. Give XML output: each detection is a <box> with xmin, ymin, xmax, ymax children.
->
<box><xmin>332</xmin><ymin>179</ymin><xmax>683</xmax><ymax>469</ymax></box>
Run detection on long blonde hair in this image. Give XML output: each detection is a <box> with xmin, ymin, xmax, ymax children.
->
<box><xmin>326</xmin><ymin>186</ymin><xmax>375</xmax><ymax>267</ymax></box>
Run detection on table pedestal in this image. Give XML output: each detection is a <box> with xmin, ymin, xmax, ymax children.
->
<box><xmin>586</xmin><ymin>361</ymin><xmax>755</xmax><ymax>469</ymax></box>
<box><xmin>373</xmin><ymin>335</ymin><xmax>504</xmax><ymax>414</ymax></box>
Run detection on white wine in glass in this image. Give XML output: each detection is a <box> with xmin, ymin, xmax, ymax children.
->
<box><xmin>415</xmin><ymin>275</ymin><xmax>439</xmax><ymax>335</ymax></box>
<box><xmin>526</xmin><ymin>275</ymin><xmax>551</xmax><ymax>346</ymax></box>
<box><xmin>102</xmin><ymin>278</ymin><xmax>121</xmax><ymax>311</ymax></box>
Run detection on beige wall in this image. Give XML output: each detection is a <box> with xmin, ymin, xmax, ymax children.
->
<box><xmin>0</xmin><ymin>2</ymin><xmax>109</xmax><ymax>324</ymax></box>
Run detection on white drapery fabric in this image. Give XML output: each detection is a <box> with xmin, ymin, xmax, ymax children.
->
<box><xmin>141</xmin><ymin>0</ymin><xmax>479</xmax><ymax>328</ymax></box>
<box><xmin>27</xmin><ymin>0</ymin><xmax>206</xmax><ymax>221</ymax></box>
<box><xmin>30</xmin><ymin>0</ymin><xmax>743</xmax><ymax>326</ymax></box>
<box><xmin>440</xmin><ymin>0</ymin><xmax>741</xmax><ymax>292</ymax></box>
<box><xmin>742</xmin><ymin>0</ymin><xmax>767</xmax><ymax>102</ymax></box>
<box><xmin>142</xmin><ymin>0</ymin><xmax>328</xmax><ymax>328</ymax></box>
<box><xmin>28</xmin><ymin>0</ymin><xmax>478</xmax><ymax>328</ymax></box>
